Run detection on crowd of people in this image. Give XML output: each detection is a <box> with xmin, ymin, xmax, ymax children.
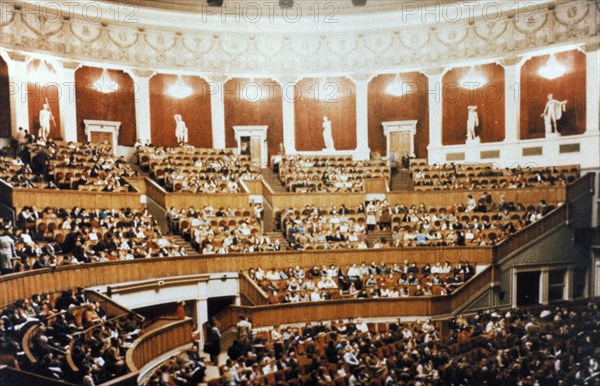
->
<box><xmin>411</xmin><ymin>162</ymin><xmax>578</xmax><ymax>191</ymax></box>
<box><xmin>248</xmin><ymin>261</ymin><xmax>476</xmax><ymax>304</ymax></box>
<box><xmin>144</xmin><ymin>345</ymin><xmax>207</xmax><ymax>386</ymax></box>
<box><xmin>136</xmin><ymin>145</ymin><xmax>260</xmax><ymax>193</ymax></box>
<box><xmin>0</xmin><ymin>290</ymin><xmax>143</xmax><ymax>385</ymax></box>
<box><xmin>276</xmin><ymin>156</ymin><xmax>390</xmax><ymax>193</ymax></box>
<box><xmin>277</xmin><ymin>196</ymin><xmax>553</xmax><ymax>250</ymax></box>
<box><xmin>1</xmin><ymin>138</ymin><xmax>137</xmax><ymax>190</ymax></box>
<box><xmin>0</xmin><ymin>206</ymin><xmax>183</xmax><ymax>276</ymax></box>
<box><xmin>167</xmin><ymin>205</ymin><xmax>282</xmax><ymax>255</ymax></box>
<box><xmin>195</xmin><ymin>300</ymin><xmax>599</xmax><ymax>385</ymax></box>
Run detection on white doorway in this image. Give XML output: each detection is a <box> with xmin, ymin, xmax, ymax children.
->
<box><xmin>233</xmin><ymin>126</ymin><xmax>268</xmax><ymax>168</ymax></box>
<box><xmin>382</xmin><ymin>120</ymin><xmax>417</xmax><ymax>165</ymax></box>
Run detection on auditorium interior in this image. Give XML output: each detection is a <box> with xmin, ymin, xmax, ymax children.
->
<box><xmin>0</xmin><ymin>0</ymin><xmax>600</xmax><ymax>385</ymax></box>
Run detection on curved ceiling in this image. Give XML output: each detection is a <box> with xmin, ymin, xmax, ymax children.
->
<box><xmin>105</xmin><ymin>0</ymin><xmax>460</xmax><ymax>16</ymax></box>
<box><xmin>84</xmin><ymin>0</ymin><xmax>552</xmax><ymax>31</ymax></box>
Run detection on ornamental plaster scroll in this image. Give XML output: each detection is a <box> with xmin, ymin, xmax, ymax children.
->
<box><xmin>0</xmin><ymin>0</ymin><xmax>598</xmax><ymax>76</ymax></box>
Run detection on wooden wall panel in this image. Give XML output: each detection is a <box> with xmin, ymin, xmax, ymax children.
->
<box><xmin>520</xmin><ymin>50</ymin><xmax>586</xmax><ymax>139</ymax></box>
<box><xmin>0</xmin><ymin>56</ymin><xmax>10</xmax><ymax>137</ymax></box>
<box><xmin>150</xmin><ymin>74</ymin><xmax>212</xmax><ymax>148</ymax></box>
<box><xmin>442</xmin><ymin>63</ymin><xmax>505</xmax><ymax>145</ymax></box>
<box><xmin>368</xmin><ymin>72</ymin><xmax>429</xmax><ymax>158</ymax></box>
<box><xmin>75</xmin><ymin>66</ymin><xmax>136</xmax><ymax>145</ymax></box>
<box><xmin>27</xmin><ymin>60</ymin><xmax>61</xmax><ymax>140</ymax></box>
<box><xmin>224</xmin><ymin>78</ymin><xmax>283</xmax><ymax>164</ymax></box>
<box><xmin>294</xmin><ymin>77</ymin><xmax>356</xmax><ymax>151</ymax></box>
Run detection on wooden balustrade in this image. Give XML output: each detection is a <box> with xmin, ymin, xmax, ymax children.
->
<box><xmin>493</xmin><ymin>204</ymin><xmax>567</xmax><ymax>262</ymax></box>
<box><xmin>125</xmin><ymin>318</ymin><xmax>194</xmax><ymax>372</ymax></box>
<box><xmin>243</xmin><ymin>179</ymin><xmax>263</xmax><ymax>195</ymax></box>
<box><xmin>86</xmin><ymin>290</ymin><xmax>138</xmax><ymax>319</ymax></box>
<box><xmin>239</xmin><ymin>273</ymin><xmax>269</xmax><ymax>306</ymax></box>
<box><xmin>0</xmin><ymin>180</ymin><xmax>143</xmax><ymax>212</ymax></box>
<box><xmin>430</xmin><ymin>266</ymin><xmax>493</xmax><ymax>315</ymax></box>
<box><xmin>262</xmin><ymin>179</ymin><xmax>274</xmax><ymax>209</ymax></box>
<box><xmin>490</xmin><ymin>175</ymin><xmax>594</xmax><ymax>262</ymax></box>
<box><xmin>217</xmin><ymin>267</ymin><xmax>493</xmax><ymax>329</ymax></box>
<box><xmin>0</xmin><ymin>246</ymin><xmax>493</xmax><ymax>308</ymax></box>
<box><xmin>144</xmin><ymin>177</ymin><xmax>251</xmax><ymax>210</ymax></box>
<box><xmin>123</xmin><ymin>176</ymin><xmax>147</xmax><ymax>195</ymax></box>
<box><xmin>0</xmin><ymin>180</ymin><xmax>13</xmax><ymax>207</ymax></box>
<box><xmin>270</xmin><ymin>192</ymin><xmax>367</xmax><ymax>212</ymax></box>
<box><xmin>0</xmin><ymin>366</ymin><xmax>78</xmax><ymax>386</ymax></box>
<box><xmin>364</xmin><ymin>177</ymin><xmax>389</xmax><ymax>194</ymax></box>
<box><xmin>387</xmin><ymin>186</ymin><xmax>566</xmax><ymax>208</ymax></box>
<box><xmin>566</xmin><ymin>173</ymin><xmax>595</xmax><ymax>203</ymax></box>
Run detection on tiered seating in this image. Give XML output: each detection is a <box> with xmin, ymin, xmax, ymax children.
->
<box><xmin>277</xmin><ymin>198</ymin><xmax>555</xmax><ymax>249</ymax></box>
<box><xmin>173</xmin><ymin>205</ymin><xmax>283</xmax><ymax>254</ymax></box>
<box><xmin>409</xmin><ymin>160</ymin><xmax>580</xmax><ymax>191</ymax></box>
<box><xmin>2</xmin><ymin>140</ymin><xmax>138</xmax><ymax>190</ymax></box>
<box><xmin>278</xmin><ymin>205</ymin><xmax>368</xmax><ymax>250</ymax></box>
<box><xmin>7</xmin><ymin>206</ymin><xmax>183</xmax><ymax>274</ymax></box>
<box><xmin>277</xmin><ymin>155</ymin><xmax>390</xmax><ymax>193</ymax></box>
<box><xmin>206</xmin><ymin>318</ymin><xmax>441</xmax><ymax>386</ymax></box>
<box><xmin>1</xmin><ymin>290</ymin><xmax>143</xmax><ymax>385</ymax></box>
<box><xmin>137</xmin><ymin>146</ymin><xmax>260</xmax><ymax>193</ymax></box>
<box><xmin>248</xmin><ymin>261</ymin><xmax>477</xmax><ymax>303</ymax></box>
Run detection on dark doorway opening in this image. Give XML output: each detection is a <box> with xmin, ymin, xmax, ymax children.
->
<box><xmin>516</xmin><ymin>271</ymin><xmax>540</xmax><ymax>306</ymax></box>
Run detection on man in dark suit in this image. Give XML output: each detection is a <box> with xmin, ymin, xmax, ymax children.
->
<box><xmin>31</xmin><ymin>148</ymin><xmax>51</xmax><ymax>180</ymax></box>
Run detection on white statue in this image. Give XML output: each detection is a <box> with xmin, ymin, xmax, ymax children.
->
<box><xmin>541</xmin><ymin>94</ymin><xmax>567</xmax><ymax>135</ymax></box>
<box><xmin>466</xmin><ymin>106</ymin><xmax>479</xmax><ymax>141</ymax></box>
<box><xmin>322</xmin><ymin>116</ymin><xmax>335</xmax><ymax>151</ymax></box>
<box><xmin>39</xmin><ymin>103</ymin><xmax>53</xmax><ymax>142</ymax></box>
<box><xmin>174</xmin><ymin>114</ymin><xmax>188</xmax><ymax>144</ymax></box>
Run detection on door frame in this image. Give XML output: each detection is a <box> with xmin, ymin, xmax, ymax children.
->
<box><xmin>233</xmin><ymin>125</ymin><xmax>268</xmax><ymax>167</ymax></box>
<box><xmin>382</xmin><ymin>120</ymin><xmax>417</xmax><ymax>164</ymax></box>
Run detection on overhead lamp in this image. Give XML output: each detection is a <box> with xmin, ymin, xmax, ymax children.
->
<box><xmin>168</xmin><ymin>75</ymin><xmax>193</xmax><ymax>99</ymax></box>
<box><xmin>94</xmin><ymin>68</ymin><xmax>119</xmax><ymax>94</ymax></box>
<box><xmin>29</xmin><ymin>60</ymin><xmax>55</xmax><ymax>85</ymax></box>
<box><xmin>386</xmin><ymin>73</ymin><xmax>406</xmax><ymax>97</ymax></box>
<box><xmin>538</xmin><ymin>54</ymin><xmax>567</xmax><ymax>80</ymax></box>
<box><xmin>459</xmin><ymin>66</ymin><xmax>486</xmax><ymax>89</ymax></box>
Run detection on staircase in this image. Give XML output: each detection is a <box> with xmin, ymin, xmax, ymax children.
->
<box><xmin>389</xmin><ymin>168</ymin><xmax>414</xmax><ymax>191</ymax></box>
<box><xmin>261</xmin><ymin>168</ymin><xmax>287</xmax><ymax>193</ymax></box>
<box><xmin>265</xmin><ymin>232</ymin><xmax>290</xmax><ymax>249</ymax></box>
<box><xmin>170</xmin><ymin>235</ymin><xmax>197</xmax><ymax>255</ymax></box>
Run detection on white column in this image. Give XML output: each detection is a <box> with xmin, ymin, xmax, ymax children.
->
<box><xmin>196</xmin><ymin>298</ymin><xmax>208</xmax><ymax>347</ymax></box>
<box><xmin>354</xmin><ymin>76</ymin><xmax>371</xmax><ymax>160</ymax></box>
<box><xmin>425</xmin><ymin>68</ymin><xmax>444</xmax><ymax>163</ymax></box>
<box><xmin>209</xmin><ymin>77</ymin><xmax>226</xmax><ymax>149</ymax></box>
<box><xmin>7</xmin><ymin>52</ymin><xmax>29</xmax><ymax>137</ymax></box>
<box><xmin>278</xmin><ymin>76</ymin><xmax>296</xmax><ymax>154</ymax></box>
<box><xmin>132</xmin><ymin>70</ymin><xmax>153</xmax><ymax>143</ymax></box>
<box><xmin>586</xmin><ymin>45</ymin><xmax>599</xmax><ymax>134</ymax></box>
<box><xmin>502</xmin><ymin>57</ymin><xmax>522</xmax><ymax>143</ymax></box>
<box><xmin>59</xmin><ymin>61</ymin><xmax>79</xmax><ymax>142</ymax></box>
<box><xmin>540</xmin><ymin>269</ymin><xmax>549</xmax><ymax>305</ymax></box>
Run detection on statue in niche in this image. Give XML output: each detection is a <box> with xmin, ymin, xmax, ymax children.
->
<box><xmin>541</xmin><ymin>94</ymin><xmax>567</xmax><ymax>135</ymax></box>
<box><xmin>322</xmin><ymin>116</ymin><xmax>335</xmax><ymax>151</ymax></box>
<box><xmin>174</xmin><ymin>114</ymin><xmax>188</xmax><ymax>145</ymax></box>
<box><xmin>39</xmin><ymin>103</ymin><xmax>54</xmax><ymax>142</ymax></box>
<box><xmin>466</xmin><ymin>105</ymin><xmax>479</xmax><ymax>142</ymax></box>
